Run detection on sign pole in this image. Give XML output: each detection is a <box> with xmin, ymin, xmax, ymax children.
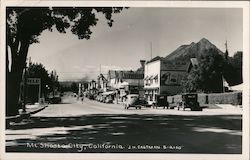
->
<box><xmin>22</xmin><ymin>63</ymin><xmax>27</xmax><ymax>113</ymax></box>
<box><xmin>38</xmin><ymin>82</ymin><xmax>41</xmax><ymax>102</ymax></box>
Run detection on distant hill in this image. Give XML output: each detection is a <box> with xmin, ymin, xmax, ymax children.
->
<box><xmin>59</xmin><ymin>81</ymin><xmax>74</xmax><ymax>87</ymax></box>
<box><xmin>164</xmin><ymin>38</ymin><xmax>225</xmax><ymax>61</ymax></box>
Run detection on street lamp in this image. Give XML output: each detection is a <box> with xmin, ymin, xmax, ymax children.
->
<box><xmin>45</xmin><ymin>85</ymin><xmax>50</xmax><ymax>98</ymax></box>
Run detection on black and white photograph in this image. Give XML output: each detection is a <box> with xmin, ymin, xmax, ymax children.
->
<box><xmin>1</xmin><ymin>1</ymin><xmax>249</xmax><ymax>160</ymax></box>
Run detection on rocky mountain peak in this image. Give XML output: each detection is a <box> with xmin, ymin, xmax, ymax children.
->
<box><xmin>164</xmin><ymin>38</ymin><xmax>223</xmax><ymax>61</ymax></box>
<box><xmin>199</xmin><ymin>38</ymin><xmax>211</xmax><ymax>44</ymax></box>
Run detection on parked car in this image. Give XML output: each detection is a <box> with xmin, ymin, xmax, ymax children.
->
<box><xmin>48</xmin><ymin>96</ymin><xmax>61</xmax><ymax>104</ymax></box>
<box><xmin>60</xmin><ymin>92</ymin><xmax>64</xmax><ymax>97</ymax></box>
<box><xmin>124</xmin><ymin>94</ymin><xmax>143</xmax><ymax>109</ymax></box>
<box><xmin>152</xmin><ymin>95</ymin><xmax>170</xmax><ymax>109</ymax></box>
<box><xmin>105</xmin><ymin>96</ymin><xmax>113</xmax><ymax>103</ymax></box>
<box><xmin>96</xmin><ymin>95</ymin><xmax>101</xmax><ymax>102</ymax></box>
<box><xmin>177</xmin><ymin>93</ymin><xmax>202</xmax><ymax>111</ymax></box>
<box><xmin>88</xmin><ymin>94</ymin><xmax>95</xmax><ymax>100</ymax></box>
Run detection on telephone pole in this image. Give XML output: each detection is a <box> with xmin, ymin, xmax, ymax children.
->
<box><xmin>150</xmin><ymin>42</ymin><xmax>153</xmax><ymax>60</ymax></box>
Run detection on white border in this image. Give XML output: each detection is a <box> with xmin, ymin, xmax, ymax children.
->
<box><xmin>1</xmin><ymin>1</ymin><xmax>249</xmax><ymax>160</ymax></box>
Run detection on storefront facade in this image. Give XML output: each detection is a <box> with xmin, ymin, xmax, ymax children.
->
<box><xmin>144</xmin><ymin>58</ymin><xmax>190</xmax><ymax>104</ymax></box>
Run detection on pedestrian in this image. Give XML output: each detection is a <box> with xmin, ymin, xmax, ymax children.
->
<box><xmin>81</xmin><ymin>96</ymin><xmax>84</xmax><ymax>103</ymax></box>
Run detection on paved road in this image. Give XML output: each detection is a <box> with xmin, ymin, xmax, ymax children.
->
<box><xmin>6</xmin><ymin>95</ymin><xmax>242</xmax><ymax>154</ymax></box>
<box><xmin>34</xmin><ymin>95</ymin><xmax>242</xmax><ymax>117</ymax></box>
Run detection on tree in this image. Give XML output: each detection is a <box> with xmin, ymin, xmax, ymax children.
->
<box><xmin>71</xmin><ymin>82</ymin><xmax>78</xmax><ymax>93</ymax></box>
<box><xmin>223</xmin><ymin>51</ymin><xmax>242</xmax><ymax>86</ymax></box>
<box><xmin>232</xmin><ymin>51</ymin><xmax>243</xmax><ymax>84</ymax></box>
<box><xmin>6</xmin><ymin>7</ymin><xmax>125</xmax><ymax>116</ymax></box>
<box><xmin>184</xmin><ymin>48</ymin><xmax>224</xmax><ymax>93</ymax></box>
<box><xmin>26</xmin><ymin>62</ymin><xmax>53</xmax><ymax>102</ymax></box>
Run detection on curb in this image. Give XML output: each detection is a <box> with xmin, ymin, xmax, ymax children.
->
<box><xmin>6</xmin><ymin>105</ymin><xmax>48</xmax><ymax>124</ymax></box>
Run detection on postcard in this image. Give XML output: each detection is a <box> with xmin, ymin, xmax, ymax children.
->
<box><xmin>1</xmin><ymin>1</ymin><xmax>249</xmax><ymax>160</ymax></box>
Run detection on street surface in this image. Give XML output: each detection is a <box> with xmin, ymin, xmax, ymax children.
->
<box><xmin>6</xmin><ymin>94</ymin><xmax>242</xmax><ymax>153</ymax></box>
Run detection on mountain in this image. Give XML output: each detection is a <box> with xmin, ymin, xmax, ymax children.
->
<box><xmin>164</xmin><ymin>38</ymin><xmax>224</xmax><ymax>61</ymax></box>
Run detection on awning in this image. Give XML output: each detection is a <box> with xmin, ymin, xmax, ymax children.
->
<box><xmin>149</xmin><ymin>75</ymin><xmax>154</xmax><ymax>80</ymax></box>
<box><xmin>101</xmin><ymin>91</ymin><xmax>116</xmax><ymax>96</ymax></box>
<box><xmin>144</xmin><ymin>76</ymin><xmax>149</xmax><ymax>80</ymax></box>
<box><xmin>153</xmin><ymin>74</ymin><xmax>158</xmax><ymax>79</ymax></box>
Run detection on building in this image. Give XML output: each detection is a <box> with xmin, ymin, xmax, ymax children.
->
<box><xmin>107</xmin><ymin>60</ymin><xmax>145</xmax><ymax>97</ymax></box>
<box><xmin>144</xmin><ymin>57</ymin><xmax>193</xmax><ymax>104</ymax></box>
<box><xmin>97</xmin><ymin>74</ymin><xmax>108</xmax><ymax>92</ymax></box>
<box><xmin>87</xmin><ymin>80</ymin><xmax>98</xmax><ymax>95</ymax></box>
<box><xmin>108</xmin><ymin>70</ymin><xmax>144</xmax><ymax>95</ymax></box>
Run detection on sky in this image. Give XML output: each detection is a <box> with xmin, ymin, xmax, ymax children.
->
<box><xmin>28</xmin><ymin>8</ymin><xmax>243</xmax><ymax>81</ymax></box>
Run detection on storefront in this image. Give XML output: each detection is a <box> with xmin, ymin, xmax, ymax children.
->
<box><xmin>144</xmin><ymin>57</ymin><xmax>190</xmax><ymax>104</ymax></box>
<box><xmin>145</xmin><ymin>88</ymin><xmax>159</xmax><ymax>104</ymax></box>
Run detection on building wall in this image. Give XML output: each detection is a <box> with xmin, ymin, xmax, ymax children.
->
<box><xmin>122</xmin><ymin>79</ymin><xmax>144</xmax><ymax>86</ymax></box>
<box><xmin>144</xmin><ymin>59</ymin><xmax>190</xmax><ymax>104</ymax></box>
<box><xmin>159</xmin><ymin>70</ymin><xmax>188</xmax><ymax>95</ymax></box>
<box><xmin>109</xmin><ymin>74</ymin><xmax>144</xmax><ymax>89</ymax></box>
<box><xmin>160</xmin><ymin>85</ymin><xmax>183</xmax><ymax>95</ymax></box>
<box><xmin>144</xmin><ymin>60</ymin><xmax>161</xmax><ymax>89</ymax></box>
<box><xmin>109</xmin><ymin>78</ymin><xmax>116</xmax><ymax>89</ymax></box>
<box><xmin>144</xmin><ymin>60</ymin><xmax>161</xmax><ymax>104</ymax></box>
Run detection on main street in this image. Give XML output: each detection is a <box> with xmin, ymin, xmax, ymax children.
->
<box><xmin>6</xmin><ymin>94</ymin><xmax>242</xmax><ymax>153</ymax></box>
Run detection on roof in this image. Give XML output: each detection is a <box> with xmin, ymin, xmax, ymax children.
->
<box><xmin>146</xmin><ymin>56</ymin><xmax>163</xmax><ymax>64</ymax></box>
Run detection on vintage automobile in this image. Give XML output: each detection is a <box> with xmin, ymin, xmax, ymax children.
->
<box><xmin>124</xmin><ymin>94</ymin><xmax>146</xmax><ymax>109</ymax></box>
<box><xmin>48</xmin><ymin>95</ymin><xmax>61</xmax><ymax>104</ymax></box>
<box><xmin>177</xmin><ymin>93</ymin><xmax>202</xmax><ymax>111</ymax></box>
<box><xmin>152</xmin><ymin>95</ymin><xmax>169</xmax><ymax>109</ymax></box>
<box><xmin>88</xmin><ymin>94</ymin><xmax>95</xmax><ymax>100</ymax></box>
<box><xmin>105</xmin><ymin>96</ymin><xmax>113</xmax><ymax>103</ymax></box>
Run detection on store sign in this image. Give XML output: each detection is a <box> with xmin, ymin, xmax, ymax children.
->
<box><xmin>27</xmin><ymin>78</ymin><xmax>41</xmax><ymax>85</ymax></box>
<box><xmin>161</xmin><ymin>61</ymin><xmax>188</xmax><ymax>71</ymax></box>
<box><xmin>160</xmin><ymin>71</ymin><xmax>184</xmax><ymax>86</ymax></box>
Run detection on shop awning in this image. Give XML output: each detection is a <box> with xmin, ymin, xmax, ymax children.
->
<box><xmin>153</xmin><ymin>74</ymin><xmax>158</xmax><ymax>79</ymax></box>
<box><xmin>101</xmin><ymin>91</ymin><xmax>116</xmax><ymax>96</ymax></box>
<box><xmin>149</xmin><ymin>75</ymin><xmax>154</xmax><ymax>80</ymax></box>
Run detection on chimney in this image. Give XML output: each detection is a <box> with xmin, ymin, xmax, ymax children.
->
<box><xmin>140</xmin><ymin>60</ymin><xmax>146</xmax><ymax>71</ymax></box>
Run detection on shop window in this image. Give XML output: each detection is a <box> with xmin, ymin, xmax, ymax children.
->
<box><xmin>155</xmin><ymin>78</ymin><xmax>158</xmax><ymax>84</ymax></box>
<box><xmin>154</xmin><ymin>94</ymin><xmax>157</xmax><ymax>101</ymax></box>
<box><xmin>150</xmin><ymin>79</ymin><xmax>153</xmax><ymax>84</ymax></box>
<box><xmin>150</xmin><ymin>95</ymin><xmax>153</xmax><ymax>101</ymax></box>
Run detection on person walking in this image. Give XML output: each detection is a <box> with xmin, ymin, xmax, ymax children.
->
<box><xmin>81</xmin><ymin>96</ymin><xmax>84</xmax><ymax>104</ymax></box>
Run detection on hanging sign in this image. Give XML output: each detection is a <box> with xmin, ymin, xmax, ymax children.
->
<box><xmin>27</xmin><ymin>78</ymin><xmax>41</xmax><ymax>85</ymax></box>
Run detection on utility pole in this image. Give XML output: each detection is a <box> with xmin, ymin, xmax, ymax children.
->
<box><xmin>150</xmin><ymin>42</ymin><xmax>153</xmax><ymax>60</ymax></box>
<box><xmin>99</xmin><ymin>64</ymin><xmax>102</xmax><ymax>74</ymax></box>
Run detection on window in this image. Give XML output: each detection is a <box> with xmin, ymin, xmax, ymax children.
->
<box><xmin>155</xmin><ymin>78</ymin><xmax>158</xmax><ymax>84</ymax></box>
<box><xmin>150</xmin><ymin>95</ymin><xmax>153</xmax><ymax>101</ymax></box>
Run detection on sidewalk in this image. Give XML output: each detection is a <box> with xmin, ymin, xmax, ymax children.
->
<box><xmin>6</xmin><ymin>104</ymin><xmax>48</xmax><ymax>124</ymax></box>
